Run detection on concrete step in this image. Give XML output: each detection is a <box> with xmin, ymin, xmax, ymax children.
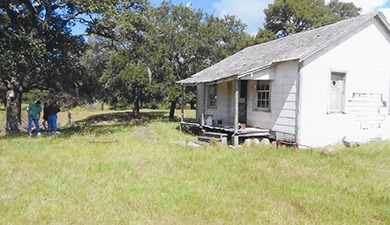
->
<box><xmin>193</xmin><ymin>140</ymin><xmax>210</xmax><ymax>146</ymax></box>
<box><xmin>198</xmin><ymin>135</ymin><xmax>227</xmax><ymax>145</ymax></box>
<box><xmin>198</xmin><ymin>136</ymin><xmax>220</xmax><ymax>142</ymax></box>
<box><xmin>202</xmin><ymin>131</ymin><xmax>228</xmax><ymax>138</ymax></box>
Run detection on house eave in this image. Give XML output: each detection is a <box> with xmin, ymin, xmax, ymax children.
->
<box><xmin>237</xmin><ymin>64</ymin><xmax>272</xmax><ymax>79</ymax></box>
<box><xmin>238</xmin><ymin>59</ymin><xmax>299</xmax><ymax>79</ymax></box>
<box><xmin>177</xmin><ymin>74</ymin><xmax>239</xmax><ymax>86</ymax></box>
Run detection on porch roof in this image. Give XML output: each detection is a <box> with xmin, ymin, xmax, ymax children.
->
<box><xmin>178</xmin><ymin>11</ymin><xmax>389</xmax><ymax>85</ymax></box>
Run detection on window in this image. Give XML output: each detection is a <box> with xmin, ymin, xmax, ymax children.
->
<box><xmin>208</xmin><ymin>84</ymin><xmax>217</xmax><ymax>107</ymax></box>
<box><xmin>328</xmin><ymin>72</ymin><xmax>346</xmax><ymax>113</ymax></box>
<box><xmin>256</xmin><ymin>81</ymin><xmax>271</xmax><ymax>110</ymax></box>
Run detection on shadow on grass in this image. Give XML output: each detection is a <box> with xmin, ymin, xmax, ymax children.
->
<box><xmin>0</xmin><ymin>110</ymin><xmax>196</xmax><ymax>139</ymax></box>
<box><xmin>58</xmin><ymin>110</ymin><xmax>183</xmax><ymax>138</ymax></box>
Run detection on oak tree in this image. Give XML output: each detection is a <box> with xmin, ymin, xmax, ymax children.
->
<box><xmin>264</xmin><ymin>0</ymin><xmax>361</xmax><ymax>34</ymax></box>
<box><xmin>0</xmin><ymin>0</ymin><xmax>87</xmax><ymax>133</ymax></box>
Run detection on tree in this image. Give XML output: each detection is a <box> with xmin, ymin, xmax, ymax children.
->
<box><xmin>82</xmin><ymin>1</ymin><xmax>157</xmax><ymax>116</ymax></box>
<box><xmin>0</xmin><ymin>0</ymin><xmax>90</xmax><ymax>133</ymax></box>
<box><xmin>83</xmin><ymin>1</ymin><xmax>249</xmax><ymax>120</ymax></box>
<box><xmin>146</xmin><ymin>2</ymin><xmax>249</xmax><ymax>120</ymax></box>
<box><xmin>264</xmin><ymin>0</ymin><xmax>361</xmax><ymax>35</ymax></box>
<box><xmin>327</xmin><ymin>0</ymin><xmax>361</xmax><ymax>19</ymax></box>
<box><xmin>0</xmin><ymin>0</ymin><xmax>150</xmax><ymax>133</ymax></box>
<box><xmin>242</xmin><ymin>29</ymin><xmax>276</xmax><ymax>48</ymax></box>
<box><xmin>81</xmin><ymin>35</ymin><xmax>116</xmax><ymax>110</ymax></box>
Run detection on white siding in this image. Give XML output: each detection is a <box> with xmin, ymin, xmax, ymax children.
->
<box><xmin>246</xmin><ymin>61</ymin><xmax>299</xmax><ymax>141</ymax></box>
<box><xmin>299</xmin><ymin>18</ymin><xmax>390</xmax><ymax>147</ymax></box>
<box><xmin>248</xmin><ymin>68</ymin><xmax>275</xmax><ymax>80</ymax></box>
<box><xmin>196</xmin><ymin>81</ymin><xmax>234</xmax><ymax>125</ymax></box>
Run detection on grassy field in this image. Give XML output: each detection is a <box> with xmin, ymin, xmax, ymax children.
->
<box><xmin>0</xmin><ymin>106</ymin><xmax>389</xmax><ymax>224</ymax></box>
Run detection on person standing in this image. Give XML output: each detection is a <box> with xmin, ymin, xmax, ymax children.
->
<box><xmin>47</xmin><ymin>100</ymin><xmax>61</xmax><ymax>134</ymax></box>
<box><xmin>67</xmin><ymin>111</ymin><xmax>72</xmax><ymax>126</ymax></box>
<box><xmin>26</xmin><ymin>100</ymin><xmax>42</xmax><ymax>136</ymax></box>
<box><xmin>42</xmin><ymin>102</ymin><xmax>49</xmax><ymax>130</ymax></box>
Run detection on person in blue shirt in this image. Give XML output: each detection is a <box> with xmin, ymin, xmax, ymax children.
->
<box><xmin>26</xmin><ymin>100</ymin><xmax>42</xmax><ymax>136</ymax></box>
<box><xmin>277</xmin><ymin>29</ymin><xmax>286</xmax><ymax>38</ymax></box>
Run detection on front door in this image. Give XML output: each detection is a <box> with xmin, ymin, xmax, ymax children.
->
<box><xmin>239</xmin><ymin>80</ymin><xmax>247</xmax><ymax>123</ymax></box>
<box><xmin>329</xmin><ymin>73</ymin><xmax>346</xmax><ymax>113</ymax></box>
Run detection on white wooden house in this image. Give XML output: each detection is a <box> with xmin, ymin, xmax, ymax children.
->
<box><xmin>178</xmin><ymin>12</ymin><xmax>390</xmax><ymax>147</ymax></box>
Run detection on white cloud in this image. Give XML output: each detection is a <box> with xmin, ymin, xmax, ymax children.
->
<box><xmin>330</xmin><ymin>1</ymin><xmax>390</xmax><ymax>24</ymax></box>
<box><xmin>185</xmin><ymin>2</ymin><xmax>192</xmax><ymax>8</ymax></box>
<box><xmin>325</xmin><ymin>0</ymin><xmax>387</xmax><ymax>13</ymax></box>
<box><xmin>212</xmin><ymin>0</ymin><xmax>273</xmax><ymax>35</ymax></box>
<box><xmin>212</xmin><ymin>0</ymin><xmax>390</xmax><ymax>35</ymax></box>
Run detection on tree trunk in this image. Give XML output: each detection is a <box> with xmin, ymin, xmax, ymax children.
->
<box><xmin>169</xmin><ymin>100</ymin><xmax>176</xmax><ymax>122</ymax></box>
<box><xmin>133</xmin><ymin>95</ymin><xmax>141</xmax><ymax>119</ymax></box>
<box><xmin>4</xmin><ymin>81</ymin><xmax>23</xmax><ymax>134</ymax></box>
<box><xmin>190</xmin><ymin>99</ymin><xmax>196</xmax><ymax>109</ymax></box>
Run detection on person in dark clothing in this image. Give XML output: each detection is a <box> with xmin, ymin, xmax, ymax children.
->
<box><xmin>47</xmin><ymin>100</ymin><xmax>61</xmax><ymax>134</ymax></box>
<box><xmin>42</xmin><ymin>102</ymin><xmax>49</xmax><ymax>130</ymax></box>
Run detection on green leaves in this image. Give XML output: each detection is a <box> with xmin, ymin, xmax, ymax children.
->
<box><xmin>0</xmin><ymin>0</ymin><xmax>92</xmax><ymax>132</ymax></box>
<box><xmin>264</xmin><ymin>0</ymin><xmax>361</xmax><ymax>34</ymax></box>
<box><xmin>82</xmin><ymin>1</ymin><xmax>249</xmax><ymax>110</ymax></box>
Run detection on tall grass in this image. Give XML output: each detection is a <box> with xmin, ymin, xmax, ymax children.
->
<box><xmin>0</xmin><ymin>108</ymin><xmax>389</xmax><ymax>224</ymax></box>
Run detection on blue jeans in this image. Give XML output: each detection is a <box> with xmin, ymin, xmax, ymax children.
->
<box><xmin>48</xmin><ymin>114</ymin><xmax>58</xmax><ymax>131</ymax></box>
<box><xmin>27</xmin><ymin>116</ymin><xmax>40</xmax><ymax>134</ymax></box>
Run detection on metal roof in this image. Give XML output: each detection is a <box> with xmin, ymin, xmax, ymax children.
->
<box><xmin>178</xmin><ymin>11</ymin><xmax>389</xmax><ymax>85</ymax></box>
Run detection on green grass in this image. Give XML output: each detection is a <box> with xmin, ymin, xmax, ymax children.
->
<box><xmin>0</xmin><ymin>108</ymin><xmax>389</xmax><ymax>224</ymax></box>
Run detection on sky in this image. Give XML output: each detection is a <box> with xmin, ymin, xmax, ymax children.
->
<box><xmin>148</xmin><ymin>0</ymin><xmax>390</xmax><ymax>35</ymax></box>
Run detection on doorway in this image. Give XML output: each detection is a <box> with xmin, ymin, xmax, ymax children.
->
<box><xmin>329</xmin><ymin>72</ymin><xmax>346</xmax><ymax>113</ymax></box>
<box><xmin>239</xmin><ymin>80</ymin><xmax>247</xmax><ymax>123</ymax></box>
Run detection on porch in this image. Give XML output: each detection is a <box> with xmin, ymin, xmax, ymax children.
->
<box><xmin>203</xmin><ymin>124</ymin><xmax>270</xmax><ymax>137</ymax></box>
<box><xmin>178</xmin><ymin>79</ymin><xmax>248</xmax><ymax>146</ymax></box>
<box><xmin>180</xmin><ymin>122</ymin><xmax>271</xmax><ymax>146</ymax></box>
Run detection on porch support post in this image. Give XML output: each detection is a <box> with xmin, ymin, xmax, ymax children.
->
<box><xmin>180</xmin><ymin>84</ymin><xmax>184</xmax><ymax>123</ymax></box>
<box><xmin>233</xmin><ymin>79</ymin><xmax>239</xmax><ymax>147</ymax></box>
<box><xmin>201</xmin><ymin>83</ymin><xmax>206</xmax><ymax>127</ymax></box>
